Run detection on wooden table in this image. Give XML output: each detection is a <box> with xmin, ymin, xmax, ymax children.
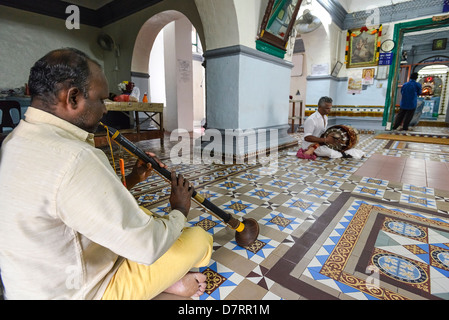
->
<box><xmin>289</xmin><ymin>99</ymin><xmax>303</xmax><ymax>133</ymax></box>
<box><xmin>96</xmin><ymin>101</ymin><xmax>165</xmax><ymax>147</ymax></box>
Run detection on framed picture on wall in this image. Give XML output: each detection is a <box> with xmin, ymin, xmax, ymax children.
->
<box><xmin>331</xmin><ymin>61</ymin><xmax>343</xmax><ymax>77</ymax></box>
<box><xmin>256</xmin><ymin>0</ymin><xmax>302</xmax><ymax>57</ymax></box>
<box><xmin>376</xmin><ymin>65</ymin><xmax>389</xmax><ymax>80</ymax></box>
<box><xmin>345</xmin><ymin>25</ymin><xmax>382</xmax><ymax>68</ymax></box>
<box><xmin>432</xmin><ymin>38</ymin><xmax>447</xmax><ymax>50</ymax></box>
<box><xmin>362</xmin><ymin>68</ymin><xmax>375</xmax><ymax>85</ymax></box>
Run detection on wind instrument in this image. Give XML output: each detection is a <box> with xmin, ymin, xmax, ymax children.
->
<box><xmin>100</xmin><ymin>123</ymin><xmax>259</xmax><ymax>247</ymax></box>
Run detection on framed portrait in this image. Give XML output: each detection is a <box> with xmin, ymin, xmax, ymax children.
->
<box><xmin>257</xmin><ymin>0</ymin><xmax>302</xmax><ymax>56</ymax></box>
<box><xmin>347</xmin><ymin>69</ymin><xmax>362</xmax><ymax>94</ymax></box>
<box><xmin>376</xmin><ymin>65</ymin><xmax>389</xmax><ymax>80</ymax></box>
<box><xmin>432</xmin><ymin>38</ymin><xmax>447</xmax><ymax>51</ymax></box>
<box><xmin>362</xmin><ymin>68</ymin><xmax>375</xmax><ymax>85</ymax></box>
<box><xmin>345</xmin><ymin>25</ymin><xmax>382</xmax><ymax>68</ymax></box>
<box><xmin>331</xmin><ymin>61</ymin><xmax>343</xmax><ymax>77</ymax></box>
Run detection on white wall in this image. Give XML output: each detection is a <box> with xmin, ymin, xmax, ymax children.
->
<box><xmin>149</xmin><ymin>28</ymin><xmax>167</xmax><ymax>105</ymax></box>
<box><xmin>193</xmin><ymin>0</ymin><xmax>239</xmax><ymax>50</ymax></box>
<box><xmin>163</xmin><ymin>22</ymin><xmax>178</xmax><ymax>132</ymax></box>
<box><xmin>192</xmin><ymin>57</ymin><xmax>205</xmax><ymax>129</ymax></box>
<box><xmin>175</xmin><ymin>17</ymin><xmax>194</xmax><ymax>132</ymax></box>
<box><xmin>205</xmin><ymin>53</ymin><xmax>240</xmax><ymax>129</ymax></box>
<box><xmin>153</xmin><ymin>18</ymin><xmax>202</xmax><ymax>133</ymax></box>
<box><xmin>238</xmin><ymin>54</ymin><xmax>292</xmax><ymax>129</ymax></box>
<box><xmin>233</xmin><ymin>0</ymin><xmax>266</xmax><ymax>50</ymax></box>
<box><xmin>0</xmin><ymin>6</ymin><xmax>102</xmax><ymax>90</ymax></box>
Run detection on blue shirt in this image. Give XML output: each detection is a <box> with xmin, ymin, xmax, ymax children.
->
<box><xmin>400</xmin><ymin>79</ymin><xmax>422</xmax><ymax>110</ymax></box>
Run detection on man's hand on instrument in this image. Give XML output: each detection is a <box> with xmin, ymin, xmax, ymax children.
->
<box><xmin>135</xmin><ymin>152</ymin><xmax>166</xmax><ymax>180</ymax></box>
<box><xmin>126</xmin><ymin>152</ymin><xmax>166</xmax><ymax>189</ymax></box>
<box><xmin>325</xmin><ymin>133</ymin><xmax>340</xmax><ymax>147</ymax></box>
<box><xmin>169</xmin><ymin>171</ymin><xmax>194</xmax><ymax>217</ymax></box>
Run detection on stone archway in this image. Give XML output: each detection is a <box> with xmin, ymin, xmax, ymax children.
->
<box><xmin>131</xmin><ymin>10</ymin><xmax>205</xmax><ymax>132</ymax></box>
<box><xmin>132</xmin><ymin>10</ymin><xmax>187</xmax><ymax>75</ymax></box>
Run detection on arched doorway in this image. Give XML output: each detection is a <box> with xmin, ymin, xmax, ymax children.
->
<box><xmin>132</xmin><ymin>10</ymin><xmax>205</xmax><ymax>133</ymax></box>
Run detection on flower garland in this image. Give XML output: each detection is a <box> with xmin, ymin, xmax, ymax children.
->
<box><xmin>345</xmin><ymin>25</ymin><xmax>382</xmax><ymax>68</ymax></box>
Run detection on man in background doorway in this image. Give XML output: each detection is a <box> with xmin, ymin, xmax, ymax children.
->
<box><xmin>392</xmin><ymin>72</ymin><xmax>422</xmax><ymax>131</ymax></box>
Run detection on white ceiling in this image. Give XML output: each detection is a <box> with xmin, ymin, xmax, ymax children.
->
<box><xmin>336</xmin><ymin>0</ymin><xmax>414</xmax><ymax>13</ymax></box>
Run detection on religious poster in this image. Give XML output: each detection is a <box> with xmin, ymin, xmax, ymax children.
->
<box><xmin>362</xmin><ymin>68</ymin><xmax>375</xmax><ymax>85</ymax></box>
<box><xmin>346</xmin><ymin>25</ymin><xmax>382</xmax><ymax>68</ymax></box>
<box><xmin>347</xmin><ymin>70</ymin><xmax>362</xmax><ymax>94</ymax></box>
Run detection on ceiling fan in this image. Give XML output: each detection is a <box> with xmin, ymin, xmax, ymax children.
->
<box><xmin>97</xmin><ymin>33</ymin><xmax>120</xmax><ymax>70</ymax></box>
<box><xmin>294</xmin><ymin>9</ymin><xmax>322</xmax><ymax>34</ymax></box>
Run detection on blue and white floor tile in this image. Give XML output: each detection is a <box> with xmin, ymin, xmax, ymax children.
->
<box><xmin>137</xmin><ymin>194</ymin><xmax>161</xmax><ymax>205</ymax></box>
<box><xmin>197</xmin><ymin>189</ymin><xmax>220</xmax><ymax>201</ymax></box>
<box><xmin>244</xmin><ymin>188</ymin><xmax>280</xmax><ymax>201</ymax></box>
<box><xmin>360</xmin><ymin>176</ymin><xmax>389</xmax><ymax>188</ymax></box>
<box><xmin>266</xmin><ymin>179</ymin><xmax>296</xmax><ymax>190</ymax></box>
<box><xmin>324</xmin><ymin>171</ymin><xmax>352</xmax><ymax>180</ymax></box>
<box><xmin>400</xmin><ymin>194</ymin><xmax>438</xmax><ymax>210</ymax></box>
<box><xmin>193</xmin><ymin>261</ymin><xmax>245</xmax><ymax>300</ymax></box>
<box><xmin>152</xmin><ymin>202</ymin><xmax>173</xmax><ymax>216</ymax></box>
<box><xmin>313</xmin><ymin>178</ymin><xmax>344</xmax><ymax>189</ymax></box>
<box><xmin>187</xmin><ymin>213</ymin><xmax>227</xmax><ymax>235</ymax></box>
<box><xmin>282</xmin><ymin>197</ymin><xmax>320</xmax><ymax>215</ymax></box>
<box><xmin>216</xmin><ymin>180</ymin><xmax>243</xmax><ymax>191</ymax></box>
<box><xmin>402</xmin><ymin>184</ymin><xmax>435</xmax><ymax>196</ymax></box>
<box><xmin>224</xmin><ymin>235</ymin><xmax>279</xmax><ymax>264</ymax></box>
<box><xmin>300</xmin><ymin>186</ymin><xmax>334</xmax><ymax>201</ymax></box>
<box><xmin>353</xmin><ymin>185</ymin><xmax>386</xmax><ymax>198</ymax></box>
<box><xmin>282</xmin><ymin>172</ymin><xmax>308</xmax><ymax>181</ymax></box>
<box><xmin>219</xmin><ymin>199</ymin><xmax>257</xmax><ymax>216</ymax></box>
<box><xmin>259</xmin><ymin>211</ymin><xmax>302</xmax><ymax>234</ymax></box>
<box><xmin>235</xmin><ymin>172</ymin><xmax>263</xmax><ymax>182</ymax></box>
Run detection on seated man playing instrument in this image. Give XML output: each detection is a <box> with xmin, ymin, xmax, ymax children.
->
<box><xmin>0</xmin><ymin>48</ymin><xmax>212</xmax><ymax>300</ymax></box>
<box><xmin>297</xmin><ymin>96</ymin><xmax>364</xmax><ymax>160</ymax></box>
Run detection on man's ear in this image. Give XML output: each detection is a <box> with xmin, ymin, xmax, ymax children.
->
<box><xmin>66</xmin><ymin>87</ymin><xmax>80</xmax><ymax>109</ymax></box>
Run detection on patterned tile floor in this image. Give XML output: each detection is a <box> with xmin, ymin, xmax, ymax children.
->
<box><xmin>102</xmin><ymin>126</ymin><xmax>449</xmax><ymax>300</ymax></box>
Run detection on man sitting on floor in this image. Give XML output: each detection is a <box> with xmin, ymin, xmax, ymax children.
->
<box><xmin>0</xmin><ymin>48</ymin><xmax>213</xmax><ymax>300</ymax></box>
<box><xmin>298</xmin><ymin>96</ymin><xmax>365</xmax><ymax>160</ymax></box>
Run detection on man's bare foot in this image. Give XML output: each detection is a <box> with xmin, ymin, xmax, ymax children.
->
<box><xmin>164</xmin><ymin>272</ymin><xmax>207</xmax><ymax>297</ymax></box>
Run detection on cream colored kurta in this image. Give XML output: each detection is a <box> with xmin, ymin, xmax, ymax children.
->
<box><xmin>301</xmin><ymin>110</ymin><xmax>343</xmax><ymax>159</ymax></box>
<box><xmin>0</xmin><ymin>107</ymin><xmax>186</xmax><ymax>299</ymax></box>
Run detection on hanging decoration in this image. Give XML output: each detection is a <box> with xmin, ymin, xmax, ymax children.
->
<box><xmin>345</xmin><ymin>25</ymin><xmax>382</xmax><ymax>68</ymax></box>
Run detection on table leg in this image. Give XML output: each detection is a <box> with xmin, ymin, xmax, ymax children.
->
<box><xmin>291</xmin><ymin>101</ymin><xmax>296</xmax><ymax>133</ymax></box>
<box><xmin>135</xmin><ymin>111</ymin><xmax>140</xmax><ymax>134</ymax></box>
<box><xmin>160</xmin><ymin>112</ymin><xmax>164</xmax><ymax>147</ymax></box>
